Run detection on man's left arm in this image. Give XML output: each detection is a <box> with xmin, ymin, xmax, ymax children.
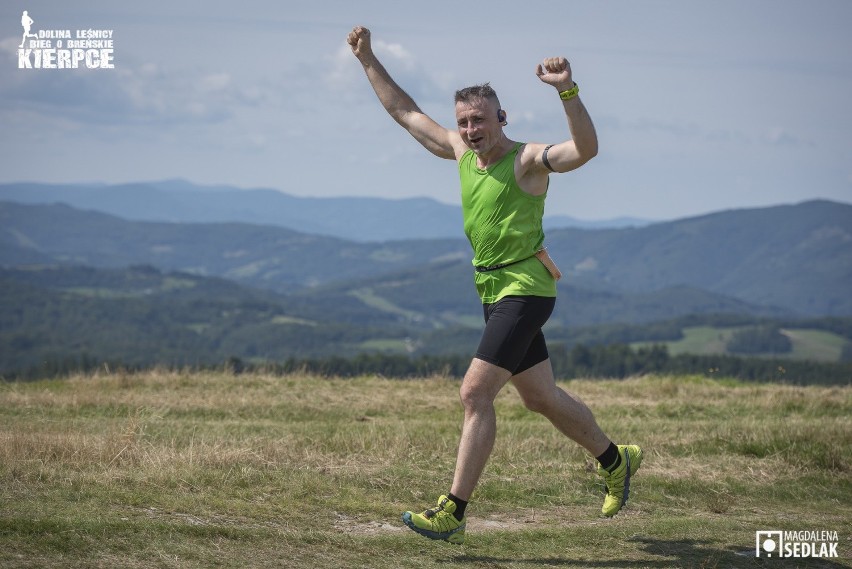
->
<box><xmin>528</xmin><ymin>57</ymin><xmax>599</xmax><ymax>174</ymax></box>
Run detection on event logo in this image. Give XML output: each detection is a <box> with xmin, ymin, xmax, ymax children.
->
<box><xmin>16</xmin><ymin>10</ymin><xmax>114</xmax><ymax>69</ymax></box>
<box><xmin>755</xmin><ymin>530</ymin><xmax>839</xmax><ymax>559</ymax></box>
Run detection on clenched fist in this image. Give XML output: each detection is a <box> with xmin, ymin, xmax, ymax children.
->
<box><xmin>535</xmin><ymin>57</ymin><xmax>574</xmax><ymax>92</ymax></box>
<box><xmin>347</xmin><ymin>26</ymin><xmax>373</xmax><ymax>60</ymax></box>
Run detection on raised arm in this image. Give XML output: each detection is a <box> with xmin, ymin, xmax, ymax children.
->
<box><xmin>526</xmin><ymin>57</ymin><xmax>599</xmax><ymax>174</ymax></box>
<box><xmin>348</xmin><ymin>26</ymin><xmax>460</xmax><ymax>160</ymax></box>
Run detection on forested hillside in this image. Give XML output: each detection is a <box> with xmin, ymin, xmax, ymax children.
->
<box><xmin>2</xmin><ymin>199</ymin><xmax>850</xmax><ymax>381</ymax></box>
<box><xmin>2</xmin><ymin>265</ymin><xmax>850</xmax><ymax>382</ymax></box>
<box><xmin>2</xmin><ymin>199</ymin><xmax>850</xmax><ymax>315</ymax></box>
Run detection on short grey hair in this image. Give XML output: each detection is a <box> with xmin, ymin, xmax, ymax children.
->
<box><xmin>454</xmin><ymin>83</ymin><xmax>500</xmax><ymax>108</ymax></box>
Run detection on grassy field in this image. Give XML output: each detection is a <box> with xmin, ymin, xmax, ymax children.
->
<box><xmin>1</xmin><ymin>370</ymin><xmax>849</xmax><ymax>568</ymax></box>
<box><xmin>633</xmin><ymin>326</ymin><xmax>849</xmax><ymax>362</ymax></box>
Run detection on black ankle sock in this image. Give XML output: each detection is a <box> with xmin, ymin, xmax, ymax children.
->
<box><xmin>596</xmin><ymin>442</ymin><xmax>622</xmax><ymax>473</ymax></box>
<box><xmin>447</xmin><ymin>493</ymin><xmax>467</xmax><ymax>521</ymax></box>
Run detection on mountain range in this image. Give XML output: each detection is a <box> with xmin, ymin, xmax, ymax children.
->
<box><xmin>1</xmin><ymin>189</ymin><xmax>850</xmax><ymax>374</ymax></box>
<box><xmin>2</xmin><ymin>196</ymin><xmax>850</xmax><ymax>317</ymax></box>
<box><xmin>0</xmin><ymin>180</ymin><xmax>651</xmax><ymax>242</ymax></box>
<box><xmin>6</xmin><ymin>193</ymin><xmax>852</xmax><ymax>315</ymax></box>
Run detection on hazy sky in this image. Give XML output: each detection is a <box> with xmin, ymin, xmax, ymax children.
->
<box><xmin>1</xmin><ymin>1</ymin><xmax>850</xmax><ymax>221</ymax></box>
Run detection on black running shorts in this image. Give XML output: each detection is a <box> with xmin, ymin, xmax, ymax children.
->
<box><xmin>474</xmin><ymin>295</ymin><xmax>556</xmax><ymax>374</ymax></box>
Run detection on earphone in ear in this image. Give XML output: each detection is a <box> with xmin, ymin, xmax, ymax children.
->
<box><xmin>497</xmin><ymin>109</ymin><xmax>507</xmax><ymax>125</ymax></box>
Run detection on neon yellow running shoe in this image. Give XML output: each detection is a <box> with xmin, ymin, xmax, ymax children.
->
<box><xmin>598</xmin><ymin>444</ymin><xmax>643</xmax><ymax>517</ymax></box>
<box><xmin>402</xmin><ymin>495</ymin><xmax>466</xmax><ymax>544</ymax></box>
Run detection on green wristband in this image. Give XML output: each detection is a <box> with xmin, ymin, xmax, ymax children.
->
<box><xmin>559</xmin><ymin>83</ymin><xmax>579</xmax><ymax>100</ymax></box>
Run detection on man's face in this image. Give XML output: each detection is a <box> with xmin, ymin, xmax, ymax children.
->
<box><xmin>455</xmin><ymin>97</ymin><xmax>502</xmax><ymax>155</ymax></box>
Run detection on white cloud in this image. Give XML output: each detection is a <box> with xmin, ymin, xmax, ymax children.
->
<box><xmin>327</xmin><ymin>42</ymin><xmax>361</xmax><ymax>89</ymax></box>
<box><xmin>764</xmin><ymin>126</ymin><xmax>812</xmax><ymax>147</ymax></box>
<box><xmin>326</xmin><ymin>39</ymin><xmax>416</xmax><ymax>88</ymax></box>
<box><xmin>200</xmin><ymin>72</ymin><xmax>232</xmax><ymax>92</ymax></box>
<box><xmin>326</xmin><ymin>38</ymin><xmax>448</xmax><ymax>105</ymax></box>
<box><xmin>373</xmin><ymin>40</ymin><xmax>414</xmax><ymax>68</ymax></box>
<box><xmin>0</xmin><ymin>36</ymin><xmax>20</xmax><ymax>59</ymax></box>
<box><xmin>0</xmin><ymin>60</ymin><xmax>271</xmax><ymax>127</ymax></box>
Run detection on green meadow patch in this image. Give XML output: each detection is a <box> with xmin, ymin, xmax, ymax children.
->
<box><xmin>637</xmin><ymin>325</ymin><xmax>850</xmax><ymax>362</ymax></box>
<box><xmin>1</xmin><ymin>371</ymin><xmax>849</xmax><ymax>568</ymax></box>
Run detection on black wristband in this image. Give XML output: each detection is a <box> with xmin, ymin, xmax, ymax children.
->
<box><xmin>542</xmin><ymin>144</ymin><xmax>556</xmax><ymax>172</ymax></box>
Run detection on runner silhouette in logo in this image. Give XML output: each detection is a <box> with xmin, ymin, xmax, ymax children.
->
<box><xmin>19</xmin><ymin>11</ymin><xmax>37</xmax><ymax>48</ymax></box>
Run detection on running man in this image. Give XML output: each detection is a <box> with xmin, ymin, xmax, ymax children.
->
<box><xmin>348</xmin><ymin>25</ymin><xmax>642</xmax><ymax>545</ymax></box>
<box><xmin>19</xmin><ymin>11</ymin><xmax>36</xmax><ymax>48</ymax></box>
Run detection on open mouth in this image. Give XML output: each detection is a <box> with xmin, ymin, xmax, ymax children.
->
<box><xmin>470</xmin><ymin>136</ymin><xmax>483</xmax><ymax>145</ymax></box>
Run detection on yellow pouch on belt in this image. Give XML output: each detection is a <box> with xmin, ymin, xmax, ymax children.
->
<box><xmin>534</xmin><ymin>248</ymin><xmax>562</xmax><ymax>281</ymax></box>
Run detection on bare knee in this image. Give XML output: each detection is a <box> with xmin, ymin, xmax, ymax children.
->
<box><xmin>458</xmin><ymin>359</ymin><xmax>509</xmax><ymax>415</ymax></box>
<box><xmin>459</xmin><ymin>382</ymin><xmax>494</xmax><ymax>414</ymax></box>
<box><xmin>519</xmin><ymin>390</ymin><xmax>554</xmax><ymax>415</ymax></box>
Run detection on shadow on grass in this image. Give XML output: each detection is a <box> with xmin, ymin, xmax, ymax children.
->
<box><xmin>444</xmin><ymin>536</ymin><xmax>847</xmax><ymax>568</ymax></box>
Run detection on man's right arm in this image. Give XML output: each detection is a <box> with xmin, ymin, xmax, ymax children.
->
<box><xmin>348</xmin><ymin>26</ymin><xmax>460</xmax><ymax>160</ymax></box>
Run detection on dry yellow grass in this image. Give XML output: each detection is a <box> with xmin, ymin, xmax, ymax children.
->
<box><xmin>1</xmin><ymin>370</ymin><xmax>850</xmax><ymax>568</ymax></box>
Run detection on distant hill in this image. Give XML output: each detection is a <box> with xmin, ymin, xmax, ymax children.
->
<box><xmin>0</xmin><ymin>265</ymin><xmax>410</xmax><ymax>373</ymax></box>
<box><xmin>544</xmin><ymin>199</ymin><xmax>852</xmax><ymax>315</ymax></box>
<box><xmin>1</xmin><ymin>265</ymin><xmax>849</xmax><ymax>378</ymax></box>
<box><xmin>291</xmin><ymin>258</ymin><xmax>791</xmax><ymax>331</ymax></box>
<box><xmin>0</xmin><ymin>180</ymin><xmax>651</xmax><ymax>242</ymax></box>
<box><xmin>0</xmin><ymin>201</ymin><xmax>469</xmax><ymax>290</ymax></box>
<box><xmin>1</xmin><ymin>199</ymin><xmax>849</xmax><ymax>317</ymax></box>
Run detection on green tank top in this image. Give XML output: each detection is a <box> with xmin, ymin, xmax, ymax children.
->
<box><xmin>459</xmin><ymin>142</ymin><xmax>557</xmax><ymax>303</ymax></box>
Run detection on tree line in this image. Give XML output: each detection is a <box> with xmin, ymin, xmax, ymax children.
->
<box><xmin>7</xmin><ymin>343</ymin><xmax>849</xmax><ymax>386</ymax></box>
